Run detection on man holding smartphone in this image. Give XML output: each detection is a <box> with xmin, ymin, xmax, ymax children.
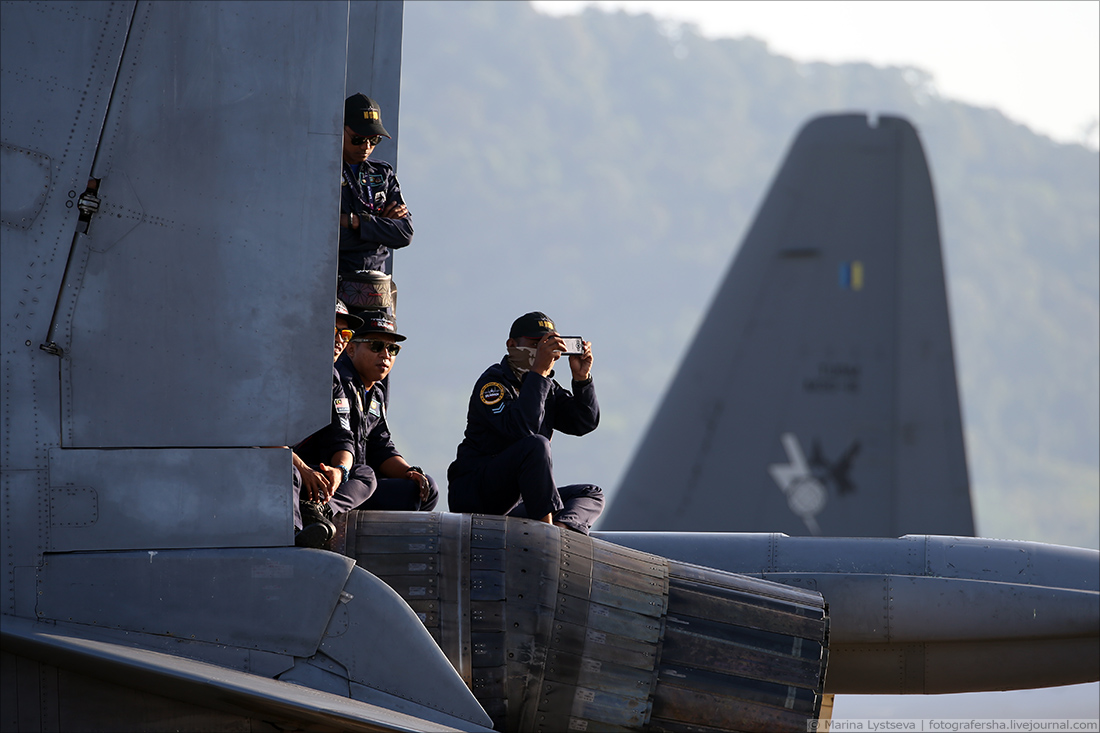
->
<box><xmin>447</xmin><ymin>311</ymin><xmax>604</xmax><ymax>534</ymax></box>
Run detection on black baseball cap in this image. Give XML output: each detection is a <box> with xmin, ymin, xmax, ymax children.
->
<box><xmin>344</xmin><ymin>93</ymin><xmax>390</xmax><ymax>138</ymax></box>
<box><xmin>335</xmin><ymin>298</ymin><xmax>364</xmax><ymax>331</ymax></box>
<box><xmin>509</xmin><ymin>311</ymin><xmax>556</xmax><ymax>340</ymax></box>
<box><xmin>353</xmin><ymin>309</ymin><xmax>406</xmax><ymax>342</ymax></box>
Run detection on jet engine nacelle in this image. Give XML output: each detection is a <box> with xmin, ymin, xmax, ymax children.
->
<box><xmin>335</xmin><ymin>511</ymin><xmax>830</xmax><ymax>732</ymax></box>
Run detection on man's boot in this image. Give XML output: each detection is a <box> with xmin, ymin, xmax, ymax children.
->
<box><xmin>296</xmin><ymin>501</ymin><xmax>336</xmax><ymax>548</ymax></box>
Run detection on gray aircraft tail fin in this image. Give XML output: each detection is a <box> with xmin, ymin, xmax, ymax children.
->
<box><xmin>601</xmin><ymin>114</ymin><xmax>974</xmax><ymax>537</ymax></box>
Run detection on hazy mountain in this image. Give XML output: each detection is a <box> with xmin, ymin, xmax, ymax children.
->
<box><xmin>386</xmin><ymin>1</ymin><xmax>1099</xmax><ymax>548</ymax></box>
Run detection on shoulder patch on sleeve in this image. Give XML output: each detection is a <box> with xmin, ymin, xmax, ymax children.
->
<box><xmin>479</xmin><ymin>382</ymin><xmax>505</xmax><ymax>406</ymax></box>
<box><xmin>334</xmin><ymin>397</ymin><xmax>350</xmax><ymax>414</ymax></box>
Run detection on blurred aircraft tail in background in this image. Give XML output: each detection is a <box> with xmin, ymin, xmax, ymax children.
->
<box><xmin>602</xmin><ymin>114</ymin><xmax>975</xmax><ymax>538</ymax></box>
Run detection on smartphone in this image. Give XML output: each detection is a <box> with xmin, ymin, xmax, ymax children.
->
<box><xmin>559</xmin><ymin>336</ymin><xmax>584</xmax><ymax>356</ymax></box>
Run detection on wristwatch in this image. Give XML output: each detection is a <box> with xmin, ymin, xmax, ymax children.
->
<box><xmin>337</xmin><ymin>465</ymin><xmax>350</xmax><ymax>484</ymax></box>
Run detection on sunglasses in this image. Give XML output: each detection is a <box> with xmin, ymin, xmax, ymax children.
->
<box><xmin>335</xmin><ymin>327</ymin><xmax>354</xmax><ymax>343</ymax></box>
<box><xmin>355</xmin><ymin>338</ymin><xmax>401</xmax><ymax>356</ymax></box>
<box><xmin>350</xmin><ymin>134</ymin><xmax>382</xmax><ymax>147</ymax></box>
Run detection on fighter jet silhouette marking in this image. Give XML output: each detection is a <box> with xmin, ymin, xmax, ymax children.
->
<box><xmin>768</xmin><ymin>433</ymin><xmax>861</xmax><ymax>534</ymax></box>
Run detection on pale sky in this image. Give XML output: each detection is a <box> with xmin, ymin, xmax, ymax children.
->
<box><xmin>532</xmin><ymin>0</ymin><xmax>1100</xmax><ymax>150</ymax></box>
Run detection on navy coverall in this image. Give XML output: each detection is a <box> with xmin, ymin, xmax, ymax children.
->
<box><xmin>339</xmin><ymin>159</ymin><xmax>412</xmax><ymax>276</ymax></box>
<box><xmin>447</xmin><ymin>357</ymin><xmax>604</xmax><ymax>534</ymax></box>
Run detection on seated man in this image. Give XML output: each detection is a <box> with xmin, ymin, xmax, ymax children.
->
<box><xmin>332</xmin><ymin>310</ymin><xmax>439</xmax><ymax>512</ymax></box>
<box><xmin>447</xmin><ymin>311</ymin><xmax>604</xmax><ymax>534</ymax></box>
<box><xmin>290</xmin><ymin>299</ymin><xmax>367</xmax><ymax>547</ymax></box>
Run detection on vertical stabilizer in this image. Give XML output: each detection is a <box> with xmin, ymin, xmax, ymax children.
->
<box><xmin>1</xmin><ymin>0</ymin><xmax>356</xmax><ymax>575</ymax></box>
<box><xmin>346</xmin><ymin>0</ymin><xmax>403</xmax><ymax>171</ymax></box>
<box><xmin>602</xmin><ymin>114</ymin><xmax>974</xmax><ymax>536</ymax></box>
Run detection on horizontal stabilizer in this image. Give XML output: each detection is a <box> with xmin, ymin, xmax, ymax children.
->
<box><xmin>1</xmin><ymin>615</ymin><xmax>492</xmax><ymax>732</ymax></box>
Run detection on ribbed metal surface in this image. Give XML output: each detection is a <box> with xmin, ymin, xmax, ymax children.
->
<box><xmin>532</xmin><ymin>530</ymin><xmax>666</xmax><ymax>732</ymax></box>
<box><xmin>649</xmin><ymin>562</ymin><xmax>829</xmax><ymax>731</ymax></box>
<box><xmin>339</xmin><ymin>512</ymin><xmax>828</xmax><ymax>732</ymax></box>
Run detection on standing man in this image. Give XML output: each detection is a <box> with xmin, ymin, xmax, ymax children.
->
<box><xmin>339</xmin><ymin>93</ymin><xmax>411</xmax><ymax>298</ymax></box>
<box><xmin>334</xmin><ymin>310</ymin><xmax>439</xmax><ymax>512</ymax></box>
<box><xmin>447</xmin><ymin>312</ymin><xmax>604</xmax><ymax>534</ymax></box>
<box><xmin>291</xmin><ymin>299</ymin><xmax>367</xmax><ymax>548</ymax></box>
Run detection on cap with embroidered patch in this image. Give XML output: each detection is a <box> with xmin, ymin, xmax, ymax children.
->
<box><xmin>353</xmin><ymin>309</ymin><xmax>406</xmax><ymax>342</ymax></box>
<box><xmin>509</xmin><ymin>311</ymin><xmax>556</xmax><ymax>340</ymax></box>
<box><xmin>344</xmin><ymin>93</ymin><xmax>390</xmax><ymax>138</ymax></box>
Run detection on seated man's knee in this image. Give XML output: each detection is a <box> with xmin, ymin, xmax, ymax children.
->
<box><xmin>579</xmin><ymin>483</ymin><xmax>604</xmax><ymax>505</ymax></box>
<box><xmin>349</xmin><ymin>464</ymin><xmax>378</xmax><ymax>493</ymax></box>
<box><xmin>553</xmin><ymin>483</ymin><xmax>605</xmax><ymax>535</ymax></box>
<box><xmin>517</xmin><ymin>434</ymin><xmax>552</xmax><ymax>462</ymax></box>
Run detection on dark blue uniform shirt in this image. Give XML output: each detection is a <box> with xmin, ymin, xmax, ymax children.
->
<box><xmin>335</xmin><ymin>354</ymin><xmax>401</xmax><ymax>470</ymax></box>
<box><xmin>449</xmin><ymin>357</ymin><xmax>599</xmax><ymax>480</ymax></box>
<box><xmin>339</xmin><ymin>159</ymin><xmax>412</xmax><ymax>275</ymax></box>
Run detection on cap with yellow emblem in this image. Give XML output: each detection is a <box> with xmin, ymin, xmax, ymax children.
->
<box><xmin>344</xmin><ymin>93</ymin><xmax>390</xmax><ymax>139</ymax></box>
<box><xmin>509</xmin><ymin>311</ymin><xmax>557</xmax><ymax>340</ymax></box>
